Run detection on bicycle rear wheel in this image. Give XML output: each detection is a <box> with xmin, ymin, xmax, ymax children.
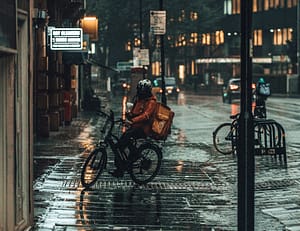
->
<box><xmin>81</xmin><ymin>147</ymin><xmax>107</xmax><ymax>188</ymax></box>
<box><xmin>129</xmin><ymin>143</ymin><xmax>162</xmax><ymax>185</ymax></box>
<box><xmin>213</xmin><ymin>123</ymin><xmax>233</xmax><ymax>154</ymax></box>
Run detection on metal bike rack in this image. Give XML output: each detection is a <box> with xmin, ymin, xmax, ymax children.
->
<box><xmin>253</xmin><ymin>118</ymin><xmax>287</xmax><ymax>163</ymax></box>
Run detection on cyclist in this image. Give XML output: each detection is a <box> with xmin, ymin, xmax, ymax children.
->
<box><xmin>254</xmin><ymin>77</ymin><xmax>270</xmax><ymax>118</ymax></box>
<box><xmin>110</xmin><ymin>79</ymin><xmax>157</xmax><ymax>177</ymax></box>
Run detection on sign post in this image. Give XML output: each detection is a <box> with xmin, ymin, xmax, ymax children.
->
<box><xmin>238</xmin><ymin>0</ymin><xmax>254</xmax><ymax>230</ymax></box>
<box><xmin>150</xmin><ymin>6</ymin><xmax>167</xmax><ymax>105</ymax></box>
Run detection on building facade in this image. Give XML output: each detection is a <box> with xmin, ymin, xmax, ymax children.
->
<box><xmin>168</xmin><ymin>0</ymin><xmax>298</xmax><ymax>93</ymax></box>
<box><xmin>0</xmin><ymin>1</ymin><xmax>34</xmax><ymax>230</ymax></box>
<box><xmin>0</xmin><ymin>0</ymin><xmax>89</xmax><ymax>230</ymax></box>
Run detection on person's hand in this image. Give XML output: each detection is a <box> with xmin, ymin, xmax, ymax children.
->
<box><xmin>127</xmin><ymin>119</ymin><xmax>133</xmax><ymax>125</ymax></box>
<box><xmin>126</xmin><ymin>112</ymin><xmax>133</xmax><ymax>120</ymax></box>
<box><xmin>123</xmin><ymin>119</ymin><xmax>132</xmax><ymax>128</ymax></box>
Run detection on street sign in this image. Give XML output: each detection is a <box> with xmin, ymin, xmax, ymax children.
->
<box><xmin>116</xmin><ymin>61</ymin><xmax>133</xmax><ymax>71</ymax></box>
<box><xmin>133</xmin><ymin>48</ymin><xmax>149</xmax><ymax>66</ymax></box>
<box><xmin>50</xmin><ymin>28</ymin><xmax>83</xmax><ymax>50</ymax></box>
<box><xmin>150</xmin><ymin>10</ymin><xmax>166</xmax><ymax>35</ymax></box>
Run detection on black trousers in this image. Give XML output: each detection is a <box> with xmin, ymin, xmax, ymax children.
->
<box><xmin>115</xmin><ymin>126</ymin><xmax>146</xmax><ymax>169</ymax></box>
<box><xmin>254</xmin><ymin>96</ymin><xmax>267</xmax><ymax>118</ymax></box>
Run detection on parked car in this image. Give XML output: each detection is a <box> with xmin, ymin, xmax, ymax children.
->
<box><xmin>152</xmin><ymin>77</ymin><xmax>180</xmax><ymax>98</ymax></box>
<box><xmin>222</xmin><ymin>78</ymin><xmax>256</xmax><ymax>103</ymax></box>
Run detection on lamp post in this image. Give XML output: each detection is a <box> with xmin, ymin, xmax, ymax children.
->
<box><xmin>238</xmin><ymin>0</ymin><xmax>254</xmax><ymax>230</ymax></box>
<box><xmin>159</xmin><ymin>0</ymin><xmax>167</xmax><ymax>105</ymax></box>
<box><xmin>297</xmin><ymin>1</ymin><xmax>300</xmax><ymax>93</ymax></box>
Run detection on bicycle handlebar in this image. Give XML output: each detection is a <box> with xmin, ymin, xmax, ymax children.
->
<box><xmin>230</xmin><ymin>113</ymin><xmax>240</xmax><ymax>120</ymax></box>
<box><xmin>97</xmin><ymin>109</ymin><xmax>130</xmax><ymax>137</ymax></box>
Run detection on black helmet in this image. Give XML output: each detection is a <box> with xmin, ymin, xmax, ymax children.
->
<box><xmin>137</xmin><ymin>79</ymin><xmax>152</xmax><ymax>97</ymax></box>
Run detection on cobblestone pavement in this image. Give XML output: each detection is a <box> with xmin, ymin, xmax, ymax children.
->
<box><xmin>32</xmin><ymin>96</ymin><xmax>300</xmax><ymax>231</ymax></box>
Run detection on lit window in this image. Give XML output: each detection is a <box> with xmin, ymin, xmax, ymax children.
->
<box><xmin>190</xmin><ymin>11</ymin><xmax>198</xmax><ymax>21</ymax></box>
<box><xmin>134</xmin><ymin>38</ymin><xmax>141</xmax><ymax>47</ymax></box>
<box><xmin>224</xmin><ymin>0</ymin><xmax>232</xmax><ymax>15</ymax></box>
<box><xmin>287</xmin><ymin>0</ymin><xmax>298</xmax><ymax>7</ymax></box>
<box><xmin>264</xmin><ymin>0</ymin><xmax>269</xmax><ymax>10</ymax></box>
<box><xmin>253</xmin><ymin>0</ymin><xmax>258</xmax><ymax>12</ymax></box>
<box><xmin>190</xmin><ymin>32</ymin><xmax>198</xmax><ymax>44</ymax></box>
<box><xmin>125</xmin><ymin>41</ymin><xmax>131</xmax><ymax>51</ymax></box>
<box><xmin>273</xmin><ymin>28</ymin><xmax>293</xmax><ymax>45</ymax></box>
<box><xmin>216</xmin><ymin>31</ymin><xmax>224</xmax><ymax>45</ymax></box>
<box><xmin>253</xmin><ymin>29</ymin><xmax>263</xmax><ymax>46</ymax></box>
<box><xmin>202</xmin><ymin>33</ymin><xmax>211</xmax><ymax>45</ymax></box>
<box><xmin>232</xmin><ymin>0</ymin><xmax>241</xmax><ymax>14</ymax></box>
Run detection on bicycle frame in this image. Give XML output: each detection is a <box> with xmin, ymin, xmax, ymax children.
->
<box><xmin>81</xmin><ymin>108</ymin><xmax>164</xmax><ymax>187</ymax></box>
<box><xmin>97</xmin><ymin>109</ymin><xmax>129</xmax><ymax>163</ymax></box>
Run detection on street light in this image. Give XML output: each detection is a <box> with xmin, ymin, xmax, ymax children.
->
<box><xmin>159</xmin><ymin>0</ymin><xmax>167</xmax><ymax>105</ymax></box>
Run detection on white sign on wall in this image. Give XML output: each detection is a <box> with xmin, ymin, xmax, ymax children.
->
<box><xmin>50</xmin><ymin>28</ymin><xmax>83</xmax><ymax>50</ymax></box>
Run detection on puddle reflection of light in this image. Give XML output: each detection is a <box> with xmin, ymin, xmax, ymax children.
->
<box><xmin>177</xmin><ymin>129</ymin><xmax>187</xmax><ymax>143</ymax></box>
<box><xmin>178</xmin><ymin>92</ymin><xmax>186</xmax><ymax>105</ymax></box>
<box><xmin>121</xmin><ymin>96</ymin><xmax>128</xmax><ymax>133</ymax></box>
<box><xmin>176</xmin><ymin>160</ymin><xmax>184</xmax><ymax>172</ymax></box>
<box><xmin>76</xmin><ymin>190</ymin><xmax>91</xmax><ymax>226</ymax></box>
<box><xmin>122</xmin><ymin>96</ymin><xmax>127</xmax><ymax>120</ymax></box>
<box><xmin>78</xmin><ymin>127</ymin><xmax>95</xmax><ymax>150</ymax></box>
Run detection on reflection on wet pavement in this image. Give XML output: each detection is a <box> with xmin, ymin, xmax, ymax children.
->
<box><xmin>33</xmin><ymin>93</ymin><xmax>300</xmax><ymax>230</ymax></box>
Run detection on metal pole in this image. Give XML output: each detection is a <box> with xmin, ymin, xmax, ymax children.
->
<box><xmin>238</xmin><ymin>0</ymin><xmax>255</xmax><ymax>230</ymax></box>
<box><xmin>297</xmin><ymin>0</ymin><xmax>300</xmax><ymax>93</ymax></box>
<box><xmin>140</xmin><ymin>0</ymin><xmax>146</xmax><ymax>79</ymax></box>
<box><xmin>140</xmin><ymin>0</ymin><xmax>143</xmax><ymax>48</ymax></box>
<box><xmin>159</xmin><ymin>0</ymin><xmax>167</xmax><ymax>105</ymax></box>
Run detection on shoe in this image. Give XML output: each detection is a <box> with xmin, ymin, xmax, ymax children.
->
<box><xmin>109</xmin><ymin>169</ymin><xmax>124</xmax><ymax>178</ymax></box>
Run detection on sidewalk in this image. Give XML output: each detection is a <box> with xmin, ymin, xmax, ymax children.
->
<box><xmin>32</xmin><ymin>95</ymin><xmax>297</xmax><ymax>231</ymax></box>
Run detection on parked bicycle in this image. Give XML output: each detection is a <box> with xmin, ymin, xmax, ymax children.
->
<box><xmin>213</xmin><ymin>113</ymin><xmax>239</xmax><ymax>154</ymax></box>
<box><xmin>212</xmin><ymin>113</ymin><xmax>272</xmax><ymax>155</ymax></box>
<box><xmin>81</xmin><ymin>109</ymin><xmax>163</xmax><ymax>188</ymax></box>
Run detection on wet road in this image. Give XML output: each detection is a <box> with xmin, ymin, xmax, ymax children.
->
<box><xmin>33</xmin><ymin>92</ymin><xmax>300</xmax><ymax>230</ymax></box>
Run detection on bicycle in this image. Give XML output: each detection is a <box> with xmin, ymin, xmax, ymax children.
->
<box><xmin>212</xmin><ymin>113</ymin><xmax>274</xmax><ymax>155</ymax></box>
<box><xmin>212</xmin><ymin>113</ymin><xmax>239</xmax><ymax>155</ymax></box>
<box><xmin>81</xmin><ymin>109</ymin><xmax>163</xmax><ymax>188</ymax></box>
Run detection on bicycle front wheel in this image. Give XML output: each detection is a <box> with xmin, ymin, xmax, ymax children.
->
<box><xmin>129</xmin><ymin>143</ymin><xmax>162</xmax><ymax>185</ymax></box>
<box><xmin>213</xmin><ymin>123</ymin><xmax>233</xmax><ymax>154</ymax></box>
<box><xmin>81</xmin><ymin>147</ymin><xmax>107</xmax><ymax>188</ymax></box>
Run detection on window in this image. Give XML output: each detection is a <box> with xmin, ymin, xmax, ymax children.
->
<box><xmin>190</xmin><ymin>11</ymin><xmax>198</xmax><ymax>21</ymax></box>
<box><xmin>264</xmin><ymin>0</ymin><xmax>269</xmax><ymax>10</ymax></box>
<box><xmin>273</xmin><ymin>28</ymin><xmax>293</xmax><ymax>45</ymax></box>
<box><xmin>253</xmin><ymin>29</ymin><xmax>263</xmax><ymax>46</ymax></box>
<box><xmin>224</xmin><ymin>0</ymin><xmax>232</xmax><ymax>14</ymax></box>
<box><xmin>253</xmin><ymin>0</ymin><xmax>265</xmax><ymax>12</ymax></box>
<box><xmin>232</xmin><ymin>0</ymin><xmax>241</xmax><ymax>14</ymax></box>
<box><xmin>190</xmin><ymin>32</ymin><xmax>198</xmax><ymax>44</ymax></box>
<box><xmin>264</xmin><ymin>0</ymin><xmax>286</xmax><ymax>9</ymax></box>
<box><xmin>202</xmin><ymin>33</ymin><xmax>211</xmax><ymax>45</ymax></box>
<box><xmin>287</xmin><ymin>0</ymin><xmax>297</xmax><ymax>8</ymax></box>
<box><xmin>201</xmin><ymin>31</ymin><xmax>224</xmax><ymax>46</ymax></box>
<box><xmin>216</xmin><ymin>31</ymin><xmax>225</xmax><ymax>45</ymax></box>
